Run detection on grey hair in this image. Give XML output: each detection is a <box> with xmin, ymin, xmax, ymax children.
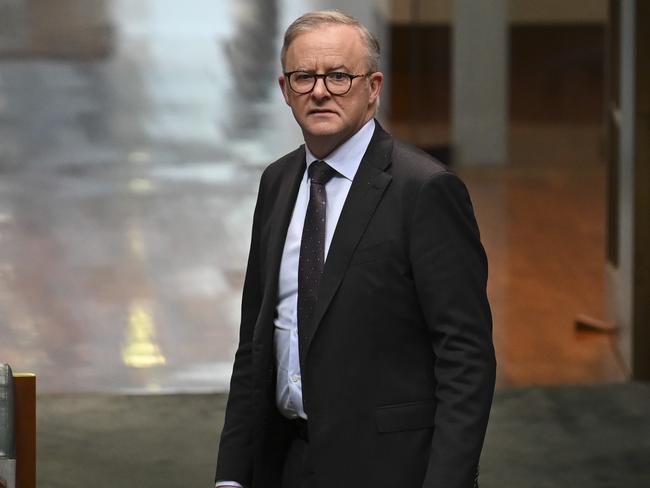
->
<box><xmin>281</xmin><ymin>10</ymin><xmax>380</xmax><ymax>72</ymax></box>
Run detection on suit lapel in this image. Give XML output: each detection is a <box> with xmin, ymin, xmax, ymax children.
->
<box><xmin>299</xmin><ymin>123</ymin><xmax>393</xmax><ymax>365</ymax></box>
<box><xmin>255</xmin><ymin>147</ymin><xmax>306</xmax><ymax>345</ymax></box>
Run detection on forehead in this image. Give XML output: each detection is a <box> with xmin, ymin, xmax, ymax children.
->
<box><xmin>285</xmin><ymin>24</ymin><xmax>367</xmax><ymax>69</ymax></box>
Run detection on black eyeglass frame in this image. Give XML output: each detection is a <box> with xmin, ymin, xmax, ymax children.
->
<box><xmin>283</xmin><ymin>71</ymin><xmax>373</xmax><ymax>95</ymax></box>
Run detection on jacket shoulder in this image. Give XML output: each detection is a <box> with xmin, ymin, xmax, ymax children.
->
<box><xmin>261</xmin><ymin>145</ymin><xmax>304</xmax><ymax>182</ymax></box>
<box><xmin>391</xmin><ymin>138</ymin><xmax>451</xmax><ymax>182</ymax></box>
<box><xmin>253</xmin><ymin>145</ymin><xmax>305</xmax><ymax>205</ymax></box>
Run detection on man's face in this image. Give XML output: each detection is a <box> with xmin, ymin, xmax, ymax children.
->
<box><xmin>279</xmin><ymin>24</ymin><xmax>383</xmax><ymax>154</ymax></box>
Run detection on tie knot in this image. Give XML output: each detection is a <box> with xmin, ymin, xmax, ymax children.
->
<box><xmin>308</xmin><ymin>160</ymin><xmax>337</xmax><ymax>185</ymax></box>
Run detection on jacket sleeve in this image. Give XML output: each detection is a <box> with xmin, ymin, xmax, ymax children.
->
<box><xmin>409</xmin><ymin>171</ymin><xmax>496</xmax><ymax>488</ymax></box>
<box><xmin>215</xmin><ymin>175</ymin><xmax>267</xmax><ymax>487</ymax></box>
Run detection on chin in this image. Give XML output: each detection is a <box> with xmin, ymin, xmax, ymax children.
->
<box><xmin>302</xmin><ymin>119</ymin><xmax>344</xmax><ymax>138</ymax></box>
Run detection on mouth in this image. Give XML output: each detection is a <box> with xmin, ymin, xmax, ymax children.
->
<box><xmin>309</xmin><ymin>109</ymin><xmax>337</xmax><ymax>116</ymax></box>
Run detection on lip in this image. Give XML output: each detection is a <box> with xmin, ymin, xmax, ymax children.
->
<box><xmin>309</xmin><ymin>109</ymin><xmax>337</xmax><ymax>115</ymax></box>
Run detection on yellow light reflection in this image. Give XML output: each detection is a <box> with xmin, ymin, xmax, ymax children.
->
<box><xmin>128</xmin><ymin>151</ymin><xmax>152</xmax><ymax>164</ymax></box>
<box><xmin>127</xmin><ymin>223</ymin><xmax>146</xmax><ymax>260</ymax></box>
<box><xmin>128</xmin><ymin>178</ymin><xmax>154</xmax><ymax>194</ymax></box>
<box><xmin>146</xmin><ymin>382</ymin><xmax>162</xmax><ymax>393</ymax></box>
<box><xmin>122</xmin><ymin>300</ymin><xmax>166</xmax><ymax>368</ymax></box>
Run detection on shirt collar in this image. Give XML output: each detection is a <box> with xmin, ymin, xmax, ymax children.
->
<box><xmin>304</xmin><ymin>119</ymin><xmax>376</xmax><ymax>182</ymax></box>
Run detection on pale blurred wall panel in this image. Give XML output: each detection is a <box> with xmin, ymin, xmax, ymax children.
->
<box><xmin>0</xmin><ymin>0</ymin><xmax>113</xmax><ymax>59</ymax></box>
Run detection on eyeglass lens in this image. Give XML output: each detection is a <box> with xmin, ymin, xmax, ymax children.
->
<box><xmin>290</xmin><ymin>73</ymin><xmax>351</xmax><ymax>94</ymax></box>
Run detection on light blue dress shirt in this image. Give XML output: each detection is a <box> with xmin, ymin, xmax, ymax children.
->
<box><xmin>216</xmin><ymin>119</ymin><xmax>375</xmax><ymax>488</ymax></box>
<box><xmin>274</xmin><ymin>118</ymin><xmax>375</xmax><ymax>420</ymax></box>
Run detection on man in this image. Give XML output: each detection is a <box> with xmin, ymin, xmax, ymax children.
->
<box><xmin>215</xmin><ymin>10</ymin><xmax>496</xmax><ymax>488</ymax></box>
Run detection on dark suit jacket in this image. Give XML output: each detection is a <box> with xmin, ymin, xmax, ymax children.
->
<box><xmin>216</xmin><ymin>122</ymin><xmax>496</xmax><ymax>488</ymax></box>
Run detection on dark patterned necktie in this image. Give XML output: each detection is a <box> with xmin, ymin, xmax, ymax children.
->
<box><xmin>298</xmin><ymin>160</ymin><xmax>338</xmax><ymax>333</ymax></box>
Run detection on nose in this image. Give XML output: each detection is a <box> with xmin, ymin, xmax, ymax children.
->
<box><xmin>311</xmin><ymin>76</ymin><xmax>330</xmax><ymax>99</ymax></box>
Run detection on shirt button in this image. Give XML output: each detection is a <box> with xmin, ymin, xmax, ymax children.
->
<box><xmin>290</xmin><ymin>374</ymin><xmax>300</xmax><ymax>383</ymax></box>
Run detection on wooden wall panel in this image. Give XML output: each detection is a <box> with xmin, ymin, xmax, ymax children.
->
<box><xmin>390</xmin><ymin>24</ymin><xmax>605</xmax><ymax>125</ymax></box>
<box><xmin>633</xmin><ymin>1</ymin><xmax>650</xmax><ymax>380</ymax></box>
<box><xmin>13</xmin><ymin>375</ymin><xmax>35</xmax><ymax>488</ymax></box>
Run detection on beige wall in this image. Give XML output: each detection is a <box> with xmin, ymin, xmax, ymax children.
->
<box><xmin>391</xmin><ymin>0</ymin><xmax>607</xmax><ymax>24</ymax></box>
<box><xmin>375</xmin><ymin>0</ymin><xmax>392</xmax><ymax>18</ymax></box>
<box><xmin>509</xmin><ymin>0</ymin><xmax>607</xmax><ymax>23</ymax></box>
<box><xmin>0</xmin><ymin>0</ymin><xmax>28</xmax><ymax>51</ymax></box>
<box><xmin>28</xmin><ymin>0</ymin><xmax>112</xmax><ymax>53</ymax></box>
<box><xmin>0</xmin><ymin>0</ymin><xmax>112</xmax><ymax>58</ymax></box>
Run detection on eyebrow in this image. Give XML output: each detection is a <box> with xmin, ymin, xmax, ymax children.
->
<box><xmin>293</xmin><ymin>64</ymin><xmax>352</xmax><ymax>73</ymax></box>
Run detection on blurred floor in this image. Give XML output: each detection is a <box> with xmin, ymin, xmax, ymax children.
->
<box><xmin>36</xmin><ymin>383</ymin><xmax>650</xmax><ymax>487</ymax></box>
<box><xmin>0</xmin><ymin>1</ymin><xmax>626</xmax><ymax>393</ymax></box>
<box><xmin>459</xmin><ymin>124</ymin><xmax>625</xmax><ymax>386</ymax></box>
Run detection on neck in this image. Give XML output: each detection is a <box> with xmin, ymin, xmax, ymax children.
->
<box><xmin>305</xmin><ymin>135</ymin><xmax>344</xmax><ymax>160</ymax></box>
<box><xmin>304</xmin><ymin>114</ymin><xmax>374</xmax><ymax>159</ymax></box>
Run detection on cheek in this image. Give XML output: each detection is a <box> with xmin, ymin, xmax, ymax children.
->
<box><xmin>343</xmin><ymin>98</ymin><xmax>365</xmax><ymax>118</ymax></box>
<box><xmin>288</xmin><ymin>97</ymin><xmax>306</xmax><ymax>113</ymax></box>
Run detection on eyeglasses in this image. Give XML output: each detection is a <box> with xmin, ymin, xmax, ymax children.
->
<box><xmin>284</xmin><ymin>71</ymin><xmax>372</xmax><ymax>95</ymax></box>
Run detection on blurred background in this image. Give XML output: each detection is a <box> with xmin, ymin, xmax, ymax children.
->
<box><xmin>0</xmin><ymin>0</ymin><xmax>648</xmax><ymax>486</ymax></box>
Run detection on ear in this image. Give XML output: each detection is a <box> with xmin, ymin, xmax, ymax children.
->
<box><xmin>279</xmin><ymin>74</ymin><xmax>290</xmax><ymax>105</ymax></box>
<box><xmin>367</xmin><ymin>71</ymin><xmax>384</xmax><ymax>106</ymax></box>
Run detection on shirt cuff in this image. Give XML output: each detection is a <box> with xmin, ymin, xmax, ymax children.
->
<box><xmin>215</xmin><ymin>482</ymin><xmax>243</xmax><ymax>488</ymax></box>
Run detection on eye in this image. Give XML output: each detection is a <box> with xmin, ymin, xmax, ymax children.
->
<box><xmin>328</xmin><ymin>72</ymin><xmax>347</xmax><ymax>81</ymax></box>
<box><xmin>293</xmin><ymin>72</ymin><xmax>313</xmax><ymax>82</ymax></box>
